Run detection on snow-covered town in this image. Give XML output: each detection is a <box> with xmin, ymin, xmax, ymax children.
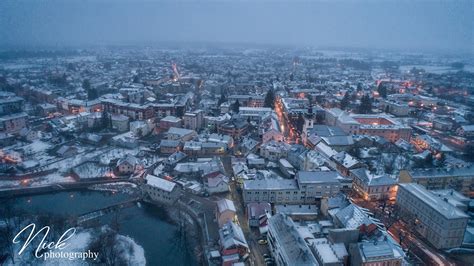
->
<box><xmin>1</xmin><ymin>1</ymin><xmax>474</xmax><ymax>266</ymax></box>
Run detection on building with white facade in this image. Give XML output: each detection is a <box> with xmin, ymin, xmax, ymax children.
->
<box><xmin>144</xmin><ymin>174</ymin><xmax>181</xmax><ymax>203</ymax></box>
<box><xmin>396</xmin><ymin>183</ymin><xmax>469</xmax><ymax>249</ymax></box>
<box><xmin>243</xmin><ymin>171</ymin><xmax>341</xmax><ymax>205</ymax></box>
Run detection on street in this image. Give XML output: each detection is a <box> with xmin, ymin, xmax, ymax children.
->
<box><xmin>228</xmin><ymin>180</ymin><xmax>268</xmax><ymax>266</ymax></box>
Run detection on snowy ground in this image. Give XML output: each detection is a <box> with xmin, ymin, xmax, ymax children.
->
<box><xmin>89</xmin><ymin>182</ymin><xmax>138</xmax><ymax>194</ymax></box>
<box><xmin>0</xmin><ymin>147</ymin><xmax>140</xmax><ymax>189</ymax></box>
<box><xmin>115</xmin><ymin>235</ymin><xmax>146</xmax><ymax>265</ymax></box>
<box><xmin>73</xmin><ymin>162</ymin><xmax>111</xmax><ymax>179</ymax></box>
<box><xmin>0</xmin><ymin>172</ymin><xmax>76</xmax><ymax>189</ymax></box>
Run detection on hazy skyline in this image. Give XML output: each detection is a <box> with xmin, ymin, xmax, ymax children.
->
<box><xmin>0</xmin><ymin>0</ymin><xmax>472</xmax><ymax>53</ymax></box>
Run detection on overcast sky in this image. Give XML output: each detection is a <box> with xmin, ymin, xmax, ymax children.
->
<box><xmin>0</xmin><ymin>0</ymin><xmax>472</xmax><ymax>52</ymax></box>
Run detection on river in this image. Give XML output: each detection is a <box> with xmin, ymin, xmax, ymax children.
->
<box><xmin>6</xmin><ymin>190</ymin><xmax>198</xmax><ymax>266</ymax></box>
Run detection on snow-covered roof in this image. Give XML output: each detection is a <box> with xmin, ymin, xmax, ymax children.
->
<box><xmin>217</xmin><ymin>198</ymin><xmax>236</xmax><ymax>214</ymax></box>
<box><xmin>219</xmin><ymin>221</ymin><xmax>248</xmax><ymax>250</ymax></box>
<box><xmin>399</xmin><ymin>183</ymin><xmax>469</xmax><ymax>220</ymax></box>
<box><xmin>167</xmin><ymin>127</ymin><xmax>195</xmax><ymax>137</ymax></box>
<box><xmin>335</xmin><ymin>204</ymin><xmax>374</xmax><ymax>229</ymax></box>
<box><xmin>117</xmin><ymin>155</ymin><xmax>138</xmax><ymax>166</ymax></box>
<box><xmin>350</xmin><ymin>168</ymin><xmax>396</xmax><ymax>187</ymax></box>
<box><xmin>145</xmin><ymin>174</ymin><xmax>176</xmax><ymax>192</ymax></box>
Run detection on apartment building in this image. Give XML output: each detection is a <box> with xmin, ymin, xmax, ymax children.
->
<box><xmin>0</xmin><ymin>96</ymin><xmax>24</xmax><ymax>115</ymax></box>
<box><xmin>399</xmin><ymin>167</ymin><xmax>474</xmax><ymax>196</ymax></box>
<box><xmin>396</xmin><ymin>183</ymin><xmax>469</xmax><ymax>249</ymax></box>
<box><xmin>267</xmin><ymin>214</ymin><xmax>319</xmax><ymax>266</ymax></box>
<box><xmin>242</xmin><ymin>171</ymin><xmax>341</xmax><ymax>205</ymax></box>
<box><xmin>183</xmin><ymin>110</ymin><xmax>204</xmax><ymax>130</ymax></box>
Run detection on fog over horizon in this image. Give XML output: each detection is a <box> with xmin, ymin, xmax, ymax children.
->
<box><xmin>0</xmin><ymin>0</ymin><xmax>472</xmax><ymax>53</ymax></box>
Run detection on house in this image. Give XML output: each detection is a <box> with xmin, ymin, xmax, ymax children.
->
<box><xmin>457</xmin><ymin>125</ymin><xmax>474</xmax><ymax>138</ymax></box>
<box><xmin>143</xmin><ymin>174</ymin><xmax>180</xmax><ymax>203</ymax></box>
<box><xmin>247</xmin><ymin>202</ymin><xmax>271</xmax><ymax>227</ymax></box>
<box><xmin>217</xmin><ymin>119</ymin><xmax>249</xmax><ymax>139</ymax></box>
<box><xmin>130</xmin><ymin>120</ymin><xmax>152</xmax><ymax>137</ymax></box>
<box><xmin>0</xmin><ymin>132</ymin><xmax>15</xmax><ymax>146</ymax></box>
<box><xmin>20</xmin><ymin>128</ymin><xmax>41</xmax><ymax>142</ymax></box>
<box><xmin>56</xmin><ymin>145</ymin><xmax>78</xmax><ymax>157</ymax></box>
<box><xmin>259</xmin><ymin>140</ymin><xmax>291</xmax><ymax>161</ymax></box>
<box><xmin>37</xmin><ymin>103</ymin><xmax>57</xmax><ymax>116</ymax></box>
<box><xmin>160</xmin><ymin>115</ymin><xmax>182</xmax><ymax>131</ymax></box>
<box><xmin>0</xmin><ymin>96</ymin><xmax>24</xmax><ymax>115</ymax></box>
<box><xmin>349</xmin><ymin>239</ymin><xmax>404</xmax><ymax>266</ymax></box>
<box><xmin>232</xmin><ymin>161</ymin><xmax>249</xmax><ymax>180</ymax></box>
<box><xmin>333</xmin><ymin>204</ymin><xmax>378</xmax><ymax>232</ymax></box>
<box><xmin>111</xmin><ymin>132</ymin><xmax>139</xmax><ymax>148</ymax></box>
<box><xmin>116</xmin><ymin>155</ymin><xmax>139</xmax><ymax>175</ymax></box>
<box><xmin>160</xmin><ymin>139</ymin><xmax>181</xmax><ymax>154</ymax></box>
<box><xmin>87</xmin><ymin>112</ymin><xmax>102</xmax><ymax>128</ymax></box>
<box><xmin>167</xmin><ymin>127</ymin><xmax>197</xmax><ymax>141</ymax></box>
<box><xmin>350</xmin><ymin>168</ymin><xmax>398</xmax><ymax>201</ymax></box>
<box><xmin>216</xmin><ymin>198</ymin><xmax>237</xmax><ymax>227</ymax></box>
<box><xmin>304</xmin><ymin>125</ymin><xmax>353</xmax><ymax>151</ymax></box>
<box><xmin>79</xmin><ymin>133</ymin><xmax>103</xmax><ymax>145</ymax></box>
<box><xmin>111</xmin><ymin>114</ymin><xmax>129</xmax><ymax>132</ymax></box>
<box><xmin>0</xmin><ymin>112</ymin><xmax>28</xmax><ymax>134</ymax></box>
<box><xmin>201</xmin><ymin>142</ymin><xmax>227</xmax><ymax>156</ymax></box>
<box><xmin>321</xmin><ymin>194</ymin><xmax>350</xmax><ymax>217</ymax></box>
<box><xmin>331</xmin><ymin>151</ymin><xmax>365</xmax><ymax>177</ymax></box>
<box><xmin>205</xmin><ymin>172</ymin><xmax>230</xmax><ymax>194</ymax></box>
<box><xmin>236</xmin><ymin>137</ymin><xmax>259</xmax><ymax>156</ymax></box>
<box><xmin>204</xmin><ymin>133</ymin><xmax>234</xmax><ymax>148</ymax></box>
<box><xmin>278</xmin><ymin>158</ymin><xmax>296</xmax><ymax>178</ymax></box>
<box><xmin>219</xmin><ymin>221</ymin><xmax>249</xmax><ymax>262</ymax></box>
<box><xmin>260</xmin><ymin>112</ymin><xmax>284</xmax><ymax>143</ymax></box>
<box><xmin>183</xmin><ymin>110</ymin><xmax>204</xmax><ymax>130</ymax></box>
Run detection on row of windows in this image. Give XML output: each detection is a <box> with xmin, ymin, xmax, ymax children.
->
<box><xmin>149</xmin><ymin>190</ymin><xmax>173</xmax><ymax>201</ymax></box>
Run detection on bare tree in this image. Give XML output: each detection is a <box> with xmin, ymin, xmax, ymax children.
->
<box><xmin>89</xmin><ymin>228</ymin><xmax>119</xmax><ymax>265</ymax></box>
<box><xmin>0</xmin><ymin>200</ymin><xmax>22</xmax><ymax>264</ymax></box>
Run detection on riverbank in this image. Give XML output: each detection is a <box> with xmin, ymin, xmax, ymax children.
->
<box><xmin>0</xmin><ymin>178</ymin><xmax>130</xmax><ymax>198</ymax></box>
<box><xmin>142</xmin><ymin>198</ymin><xmax>204</xmax><ymax>265</ymax></box>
